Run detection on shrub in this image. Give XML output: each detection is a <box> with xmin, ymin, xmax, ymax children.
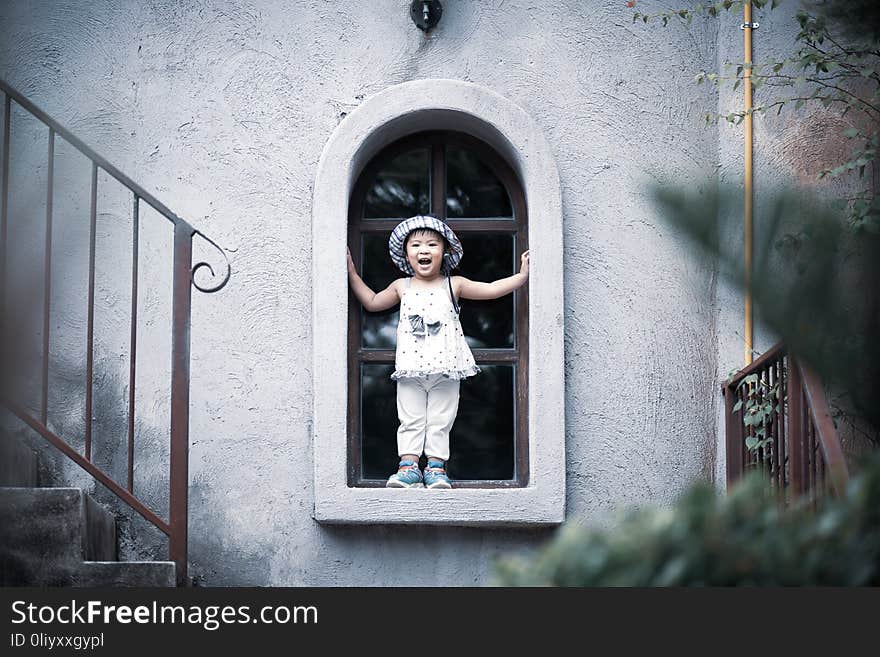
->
<box><xmin>493</xmin><ymin>454</ymin><xmax>880</xmax><ymax>586</ymax></box>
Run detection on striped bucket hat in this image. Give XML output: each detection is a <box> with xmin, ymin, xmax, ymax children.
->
<box><xmin>388</xmin><ymin>215</ymin><xmax>464</xmax><ymax>275</ymax></box>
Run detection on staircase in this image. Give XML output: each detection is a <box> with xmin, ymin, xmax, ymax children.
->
<box><xmin>0</xmin><ymin>429</ymin><xmax>176</xmax><ymax>586</ymax></box>
<box><xmin>1</xmin><ymin>78</ymin><xmax>230</xmax><ymax>585</ymax></box>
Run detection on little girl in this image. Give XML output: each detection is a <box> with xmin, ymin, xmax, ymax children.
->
<box><xmin>347</xmin><ymin>215</ymin><xmax>529</xmax><ymax>489</ymax></box>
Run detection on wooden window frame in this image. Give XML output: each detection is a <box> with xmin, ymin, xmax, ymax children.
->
<box><xmin>347</xmin><ymin>131</ymin><xmax>529</xmax><ymax>488</ymax></box>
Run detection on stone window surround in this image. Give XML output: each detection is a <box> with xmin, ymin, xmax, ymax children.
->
<box><xmin>312</xmin><ymin>79</ymin><xmax>565</xmax><ymax>525</ymax></box>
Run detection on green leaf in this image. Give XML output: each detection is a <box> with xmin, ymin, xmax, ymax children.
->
<box><xmin>745</xmin><ymin>436</ymin><xmax>759</xmax><ymax>450</ymax></box>
<box><xmin>733</xmin><ymin>399</ymin><xmax>743</xmax><ymax>412</ymax></box>
<box><xmin>844</xmin><ymin>127</ymin><xmax>859</xmax><ymax>138</ymax></box>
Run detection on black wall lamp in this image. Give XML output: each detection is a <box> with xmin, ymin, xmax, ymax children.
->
<box><xmin>411</xmin><ymin>0</ymin><xmax>442</xmax><ymax>31</ymax></box>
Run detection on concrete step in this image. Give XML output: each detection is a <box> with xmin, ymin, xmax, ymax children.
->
<box><xmin>0</xmin><ymin>432</ymin><xmax>178</xmax><ymax>587</ymax></box>
<box><xmin>0</xmin><ymin>487</ymin><xmax>117</xmax><ymax>585</ymax></box>
<box><xmin>0</xmin><ymin>487</ymin><xmax>178</xmax><ymax>587</ymax></box>
<box><xmin>74</xmin><ymin>561</ymin><xmax>177</xmax><ymax>587</ymax></box>
<box><xmin>0</xmin><ymin>430</ymin><xmax>38</xmax><ymax>487</ymax></box>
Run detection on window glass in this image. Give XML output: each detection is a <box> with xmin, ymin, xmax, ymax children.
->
<box><xmin>361</xmin><ymin>233</ymin><xmax>400</xmax><ymax>349</ymax></box>
<box><xmin>455</xmin><ymin>234</ymin><xmax>514</xmax><ymax>349</ymax></box>
<box><xmin>446</xmin><ymin>146</ymin><xmax>512</xmax><ymax>218</ymax></box>
<box><xmin>450</xmin><ymin>364</ymin><xmax>515</xmax><ymax>480</ymax></box>
<box><xmin>361</xmin><ymin>233</ymin><xmax>516</xmax><ymax>349</ymax></box>
<box><xmin>361</xmin><ymin>363</ymin><xmax>398</xmax><ymax>479</ymax></box>
<box><xmin>352</xmin><ymin>133</ymin><xmax>525</xmax><ymax>488</ymax></box>
<box><xmin>364</xmin><ymin>149</ymin><xmax>430</xmax><ymax>218</ymax></box>
<box><xmin>360</xmin><ymin>364</ymin><xmax>515</xmax><ymax>482</ymax></box>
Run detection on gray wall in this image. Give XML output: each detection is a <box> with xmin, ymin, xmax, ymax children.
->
<box><xmin>0</xmin><ymin>1</ymin><xmax>812</xmax><ymax>585</ymax></box>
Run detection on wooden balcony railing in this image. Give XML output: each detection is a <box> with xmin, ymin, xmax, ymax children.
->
<box><xmin>722</xmin><ymin>343</ymin><xmax>849</xmax><ymax>506</ymax></box>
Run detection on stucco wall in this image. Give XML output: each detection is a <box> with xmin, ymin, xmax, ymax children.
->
<box><xmin>0</xmin><ymin>0</ymin><xmax>755</xmax><ymax>585</ymax></box>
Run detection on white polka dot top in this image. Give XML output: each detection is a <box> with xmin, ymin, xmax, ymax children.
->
<box><xmin>391</xmin><ymin>276</ymin><xmax>481</xmax><ymax>381</ymax></box>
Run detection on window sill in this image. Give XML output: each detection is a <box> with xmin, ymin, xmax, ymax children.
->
<box><xmin>314</xmin><ymin>484</ymin><xmax>564</xmax><ymax>526</ymax></box>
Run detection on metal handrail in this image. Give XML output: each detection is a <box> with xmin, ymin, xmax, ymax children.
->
<box><xmin>723</xmin><ymin>341</ymin><xmax>785</xmax><ymax>390</ymax></box>
<box><xmin>0</xmin><ymin>78</ymin><xmax>230</xmax><ymax>585</ymax></box>
<box><xmin>798</xmin><ymin>362</ymin><xmax>849</xmax><ymax>496</ymax></box>
<box><xmin>722</xmin><ymin>344</ymin><xmax>849</xmax><ymax>505</ymax></box>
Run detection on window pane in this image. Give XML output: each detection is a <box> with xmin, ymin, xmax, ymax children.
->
<box><xmin>446</xmin><ymin>146</ymin><xmax>513</xmax><ymax>218</ymax></box>
<box><xmin>364</xmin><ymin>148</ymin><xmax>430</xmax><ymax>219</ymax></box>
<box><xmin>450</xmin><ymin>364</ymin><xmax>515</xmax><ymax>480</ymax></box>
<box><xmin>361</xmin><ymin>364</ymin><xmax>399</xmax><ymax>479</ymax></box>
<box><xmin>361</xmin><ymin>364</ymin><xmax>515</xmax><ymax>482</ymax></box>
<box><xmin>456</xmin><ymin>234</ymin><xmax>514</xmax><ymax>348</ymax></box>
<box><xmin>361</xmin><ymin>233</ymin><xmax>401</xmax><ymax>349</ymax></box>
<box><xmin>361</xmin><ymin>233</ymin><xmax>517</xmax><ymax>349</ymax></box>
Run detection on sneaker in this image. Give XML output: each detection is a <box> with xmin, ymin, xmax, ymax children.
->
<box><xmin>386</xmin><ymin>460</ymin><xmax>424</xmax><ymax>488</ymax></box>
<box><xmin>423</xmin><ymin>460</ymin><xmax>452</xmax><ymax>489</ymax></box>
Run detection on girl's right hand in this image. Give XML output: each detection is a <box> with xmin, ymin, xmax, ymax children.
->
<box><xmin>346</xmin><ymin>246</ymin><xmax>356</xmax><ymax>274</ymax></box>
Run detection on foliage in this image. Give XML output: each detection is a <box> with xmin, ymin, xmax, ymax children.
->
<box><xmin>633</xmin><ymin>0</ymin><xmax>880</xmax><ymax>232</ymax></box>
<box><xmin>732</xmin><ymin>372</ymin><xmax>781</xmax><ymax>452</ymax></box>
<box><xmin>653</xmin><ymin>185</ymin><xmax>880</xmax><ymax>434</ymax></box>
<box><xmin>629</xmin><ymin>0</ymin><xmax>880</xmax><ymax>448</ymax></box>
<box><xmin>631</xmin><ymin>0</ymin><xmax>778</xmax><ymax>26</ymax></box>
<box><xmin>493</xmin><ymin>451</ymin><xmax>880</xmax><ymax>586</ymax></box>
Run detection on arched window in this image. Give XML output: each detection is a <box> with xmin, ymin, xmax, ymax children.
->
<box><xmin>312</xmin><ymin>79</ymin><xmax>564</xmax><ymax>525</ymax></box>
<box><xmin>347</xmin><ymin>131</ymin><xmax>529</xmax><ymax>487</ymax></box>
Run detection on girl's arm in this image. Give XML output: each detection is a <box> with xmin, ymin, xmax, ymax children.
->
<box><xmin>347</xmin><ymin>247</ymin><xmax>402</xmax><ymax>311</ymax></box>
<box><xmin>456</xmin><ymin>250</ymin><xmax>530</xmax><ymax>301</ymax></box>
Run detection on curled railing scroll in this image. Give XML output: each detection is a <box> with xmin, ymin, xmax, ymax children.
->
<box><xmin>192</xmin><ymin>230</ymin><xmax>231</xmax><ymax>294</ymax></box>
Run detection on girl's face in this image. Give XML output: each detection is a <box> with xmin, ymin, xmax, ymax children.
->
<box><xmin>405</xmin><ymin>229</ymin><xmax>446</xmax><ymax>279</ymax></box>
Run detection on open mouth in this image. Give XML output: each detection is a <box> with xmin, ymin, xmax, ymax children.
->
<box><xmin>417</xmin><ymin>258</ymin><xmax>432</xmax><ymax>266</ymax></box>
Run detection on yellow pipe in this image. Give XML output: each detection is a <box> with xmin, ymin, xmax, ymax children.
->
<box><xmin>743</xmin><ymin>2</ymin><xmax>754</xmax><ymax>365</ymax></box>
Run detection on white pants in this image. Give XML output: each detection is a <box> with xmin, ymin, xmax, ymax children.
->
<box><xmin>396</xmin><ymin>374</ymin><xmax>461</xmax><ymax>461</ymax></box>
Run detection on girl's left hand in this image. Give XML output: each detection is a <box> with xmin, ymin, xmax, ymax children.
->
<box><xmin>520</xmin><ymin>250</ymin><xmax>530</xmax><ymax>277</ymax></box>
